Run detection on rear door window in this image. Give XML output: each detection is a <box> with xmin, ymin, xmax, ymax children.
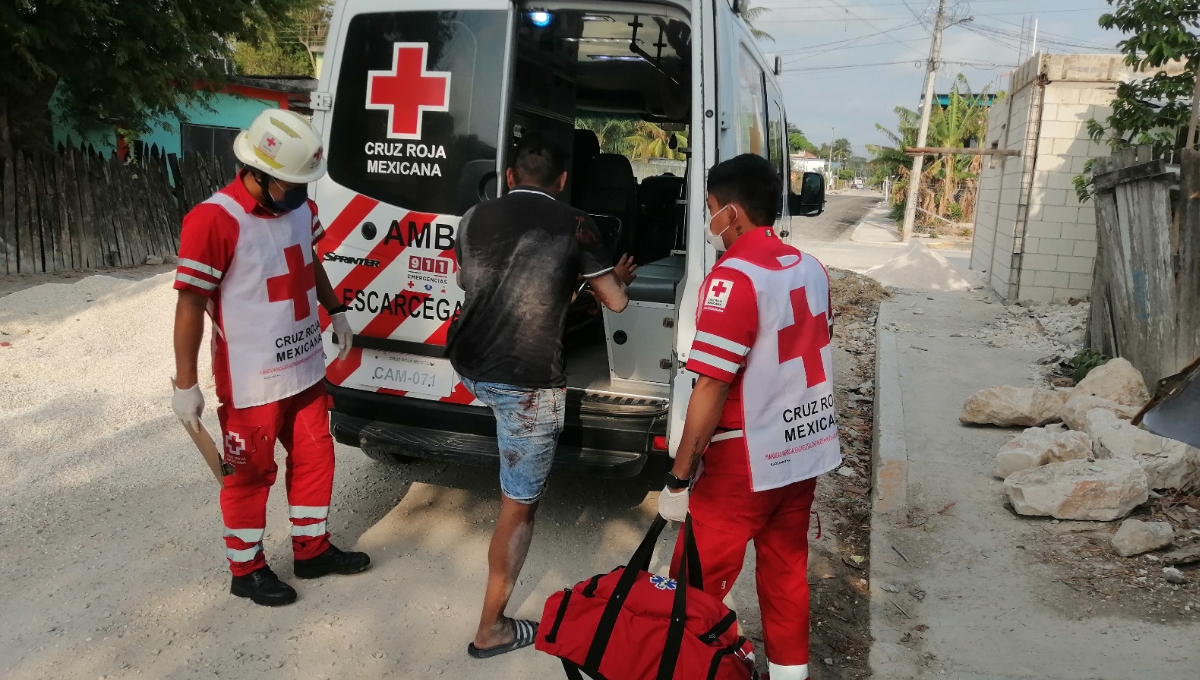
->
<box><xmin>328</xmin><ymin>11</ymin><xmax>508</xmax><ymax>217</ymax></box>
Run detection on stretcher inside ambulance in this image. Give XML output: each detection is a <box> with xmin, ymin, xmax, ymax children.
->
<box><xmin>311</xmin><ymin>0</ymin><xmax>825</xmax><ymax>477</ymax></box>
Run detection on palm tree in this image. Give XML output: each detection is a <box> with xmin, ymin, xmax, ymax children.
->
<box><xmin>624</xmin><ymin>121</ymin><xmax>688</xmax><ymax>161</ymax></box>
<box><xmin>576</xmin><ymin>116</ymin><xmax>634</xmax><ymax>156</ymax></box>
<box><xmin>738</xmin><ymin>1</ymin><xmax>774</xmax><ymax>42</ymax></box>
<box><xmin>869</xmin><ymin>75</ymin><xmax>996</xmax><ymax>227</ymax></box>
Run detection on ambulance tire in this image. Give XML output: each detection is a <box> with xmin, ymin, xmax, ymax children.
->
<box><xmin>360</xmin><ymin>441</ymin><xmax>419</xmax><ymax>465</ymax></box>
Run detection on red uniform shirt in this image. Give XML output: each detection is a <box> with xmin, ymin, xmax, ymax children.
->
<box><xmin>174</xmin><ymin>172</ymin><xmax>324</xmax><ymax>405</ymax></box>
<box><xmin>685</xmin><ymin>227</ymin><xmax>831</xmax><ymax>430</ymax></box>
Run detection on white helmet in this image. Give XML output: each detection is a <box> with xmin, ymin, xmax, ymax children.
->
<box><xmin>233</xmin><ymin>109</ymin><xmax>327</xmax><ymax>183</ymax></box>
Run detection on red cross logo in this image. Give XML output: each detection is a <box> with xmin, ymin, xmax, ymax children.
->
<box><xmin>712</xmin><ymin>281</ymin><xmax>728</xmax><ymax>297</ymax></box>
<box><xmin>266</xmin><ymin>245</ymin><xmax>316</xmax><ymax>321</ymax></box>
<box><xmin>778</xmin><ymin>287</ymin><xmax>829</xmax><ymax>387</ymax></box>
<box><xmin>366</xmin><ymin>43</ymin><xmax>452</xmax><ymax>140</ymax></box>
<box><xmin>265</xmin><ymin>137</ymin><xmax>277</xmax><ymax>148</ymax></box>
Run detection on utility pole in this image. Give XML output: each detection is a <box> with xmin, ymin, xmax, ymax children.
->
<box><xmin>901</xmin><ymin>0</ymin><xmax>949</xmax><ymax>241</ymax></box>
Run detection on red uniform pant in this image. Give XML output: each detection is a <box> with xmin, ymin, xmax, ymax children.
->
<box><xmin>670</xmin><ymin>438</ymin><xmax>817</xmax><ymax>667</ymax></box>
<box><xmin>217</xmin><ymin>382</ymin><xmax>334</xmax><ymax>576</ymax></box>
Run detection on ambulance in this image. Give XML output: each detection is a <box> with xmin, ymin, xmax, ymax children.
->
<box><xmin>312</xmin><ymin>0</ymin><xmax>825</xmax><ymax>476</ymax></box>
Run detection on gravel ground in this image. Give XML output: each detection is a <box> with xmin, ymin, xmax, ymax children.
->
<box><xmin>0</xmin><ymin>271</ymin><xmax>873</xmax><ymax>679</ymax></box>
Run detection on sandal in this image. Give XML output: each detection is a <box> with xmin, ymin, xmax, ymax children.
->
<box><xmin>467</xmin><ymin>619</ymin><xmax>539</xmax><ymax>659</ymax></box>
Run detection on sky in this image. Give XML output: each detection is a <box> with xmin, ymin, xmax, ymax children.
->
<box><xmin>758</xmin><ymin>0</ymin><xmax>1125</xmax><ymax>156</ymax></box>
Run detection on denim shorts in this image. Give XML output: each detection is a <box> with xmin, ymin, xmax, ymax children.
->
<box><xmin>461</xmin><ymin>378</ymin><xmax>566</xmax><ymax>504</ymax></box>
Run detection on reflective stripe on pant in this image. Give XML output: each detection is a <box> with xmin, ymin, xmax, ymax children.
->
<box><xmin>670</xmin><ymin>437</ymin><xmax>819</xmax><ymax>667</ymax></box>
<box><xmin>218</xmin><ymin>382</ymin><xmax>334</xmax><ymax>576</ymax></box>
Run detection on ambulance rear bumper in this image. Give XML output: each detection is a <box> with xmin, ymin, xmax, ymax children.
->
<box><xmin>326</xmin><ymin>383</ymin><xmax>659</xmax><ymax>478</ymax></box>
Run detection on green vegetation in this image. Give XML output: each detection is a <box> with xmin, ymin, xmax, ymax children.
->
<box><xmin>2</xmin><ymin>0</ymin><xmax>312</xmax><ymax>153</ymax></box>
<box><xmin>1076</xmin><ymin>0</ymin><xmax>1200</xmax><ymax>202</ymax></box>
<box><xmin>232</xmin><ymin>1</ymin><xmax>331</xmax><ymax>77</ymax></box>
<box><xmin>576</xmin><ymin>116</ymin><xmax>688</xmax><ymax>161</ymax></box>
<box><xmin>868</xmin><ymin>75</ymin><xmax>995</xmax><ymax>228</ymax></box>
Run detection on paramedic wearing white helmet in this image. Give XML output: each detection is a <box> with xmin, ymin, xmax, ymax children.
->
<box><xmin>658</xmin><ymin>154</ymin><xmax>840</xmax><ymax>680</ymax></box>
<box><xmin>171</xmin><ymin>109</ymin><xmax>370</xmax><ymax>606</ymax></box>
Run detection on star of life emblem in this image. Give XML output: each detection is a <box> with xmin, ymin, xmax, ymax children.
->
<box><xmin>704</xmin><ymin>278</ymin><xmax>734</xmax><ymax>311</ymax></box>
<box><xmin>649</xmin><ymin>575</ymin><xmax>677</xmax><ymax>591</ymax></box>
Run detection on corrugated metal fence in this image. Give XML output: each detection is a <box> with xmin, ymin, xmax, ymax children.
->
<box><xmin>1088</xmin><ymin>146</ymin><xmax>1200</xmax><ymax>387</ymax></box>
<box><xmin>0</xmin><ymin>145</ymin><xmax>229</xmax><ymax>275</ymax></box>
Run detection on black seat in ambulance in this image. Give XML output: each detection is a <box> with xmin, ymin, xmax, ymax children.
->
<box><xmin>571</xmin><ymin>129</ymin><xmax>601</xmax><ymax>207</ymax></box>
<box><xmin>636</xmin><ymin>174</ymin><xmax>685</xmax><ymax>264</ymax></box>
<box><xmin>577</xmin><ymin>153</ymin><xmax>638</xmax><ymax>258</ymax></box>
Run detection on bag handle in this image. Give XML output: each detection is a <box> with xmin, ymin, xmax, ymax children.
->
<box><xmin>583</xmin><ymin>514</ymin><xmax>706</xmax><ymax>675</ymax></box>
<box><xmin>654</xmin><ymin>514</ymin><xmax>697</xmax><ymax>680</ymax></box>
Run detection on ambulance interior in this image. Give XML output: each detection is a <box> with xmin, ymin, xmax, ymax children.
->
<box><xmin>507</xmin><ymin>5</ymin><xmax>693</xmax><ymax>406</ymax></box>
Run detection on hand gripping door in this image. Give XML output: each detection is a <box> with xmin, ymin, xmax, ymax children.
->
<box><xmin>536</xmin><ymin>515</ymin><xmax>759</xmax><ymax>680</ymax></box>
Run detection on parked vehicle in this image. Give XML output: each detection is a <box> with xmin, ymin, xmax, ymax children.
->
<box><xmin>311</xmin><ymin>0</ymin><xmax>825</xmax><ymax>477</ymax></box>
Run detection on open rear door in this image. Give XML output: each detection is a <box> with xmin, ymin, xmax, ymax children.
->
<box><xmin>312</xmin><ymin>0</ymin><xmax>514</xmax><ymax>404</ymax></box>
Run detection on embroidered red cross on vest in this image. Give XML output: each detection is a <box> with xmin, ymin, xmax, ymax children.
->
<box><xmin>266</xmin><ymin>245</ymin><xmax>315</xmax><ymax>321</ymax></box>
<box><xmin>777</xmin><ymin>287</ymin><xmax>828</xmax><ymax>387</ymax></box>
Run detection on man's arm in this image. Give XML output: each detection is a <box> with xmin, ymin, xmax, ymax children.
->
<box><xmin>669</xmin><ymin>375</ymin><xmax>732</xmax><ymax>479</ymax></box>
<box><xmin>173</xmin><ymin>290</ymin><xmax>208</xmax><ymax>390</ymax></box>
<box><xmin>313</xmin><ymin>251</ymin><xmax>341</xmax><ymax>311</ymax></box>
<box><xmin>588</xmin><ymin>272</ymin><xmax>629</xmax><ymax>313</ymax></box>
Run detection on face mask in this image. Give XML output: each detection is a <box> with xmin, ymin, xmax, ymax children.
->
<box><xmin>706</xmin><ymin>204</ymin><xmax>733</xmax><ymax>252</ymax></box>
<box><xmin>256</xmin><ymin>174</ymin><xmax>308</xmax><ymax>213</ymax></box>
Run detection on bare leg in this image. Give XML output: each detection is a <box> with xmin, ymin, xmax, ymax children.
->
<box><xmin>474</xmin><ymin>495</ymin><xmax>538</xmax><ymax>648</ymax></box>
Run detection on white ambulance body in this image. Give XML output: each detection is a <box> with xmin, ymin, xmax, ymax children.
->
<box><xmin>312</xmin><ymin>0</ymin><xmax>825</xmax><ymax>476</ymax></box>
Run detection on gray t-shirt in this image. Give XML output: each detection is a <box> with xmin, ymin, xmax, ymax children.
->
<box><xmin>447</xmin><ymin>187</ymin><xmax>613</xmax><ymax>388</ymax></box>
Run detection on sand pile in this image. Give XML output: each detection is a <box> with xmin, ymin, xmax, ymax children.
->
<box><xmin>864</xmin><ymin>240</ymin><xmax>973</xmax><ymax>291</ymax></box>
<box><xmin>0</xmin><ymin>273</ymin><xmax>215</xmax><ymax>502</ymax></box>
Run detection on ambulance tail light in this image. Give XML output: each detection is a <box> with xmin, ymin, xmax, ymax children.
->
<box><xmin>652</xmin><ymin>436</ymin><xmax>668</xmax><ymax>452</ymax></box>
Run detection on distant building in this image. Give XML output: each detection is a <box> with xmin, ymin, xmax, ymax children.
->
<box><xmin>791</xmin><ymin>151</ymin><xmax>826</xmax><ymax>174</ymax></box>
<box><xmin>53</xmin><ymin>77</ymin><xmax>316</xmax><ymax>180</ymax></box>
<box><xmin>972</xmin><ymin>54</ymin><xmax>1182</xmax><ymax>304</ymax></box>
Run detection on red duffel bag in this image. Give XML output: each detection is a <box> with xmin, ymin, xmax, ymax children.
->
<box><xmin>535</xmin><ymin>515</ymin><xmax>759</xmax><ymax>680</ymax></box>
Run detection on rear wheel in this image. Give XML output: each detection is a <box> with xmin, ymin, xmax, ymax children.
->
<box><xmin>360</xmin><ymin>440</ymin><xmax>419</xmax><ymax>465</ymax></box>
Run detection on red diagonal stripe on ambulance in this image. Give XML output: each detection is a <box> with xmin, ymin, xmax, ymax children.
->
<box><xmin>325</xmin><ymin>347</ymin><xmax>364</xmax><ymax>386</ymax></box>
<box><xmin>319</xmin><ymin>194</ymin><xmax>379</xmax><ymax>256</ymax></box>
<box><xmin>332</xmin><ymin>210</ymin><xmax>440</xmax><ymax>335</ymax></box>
<box><xmin>358</xmin><ymin>290</ymin><xmax>433</xmax><ymax>339</ymax></box>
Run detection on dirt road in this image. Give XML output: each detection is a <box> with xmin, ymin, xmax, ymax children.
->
<box><xmin>0</xmin><ymin>271</ymin><xmax>873</xmax><ymax>679</ymax></box>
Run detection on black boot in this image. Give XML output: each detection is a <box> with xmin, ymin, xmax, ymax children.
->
<box><xmin>294</xmin><ymin>544</ymin><xmax>371</xmax><ymax>579</ymax></box>
<box><xmin>230</xmin><ymin>566</ymin><xmax>297</xmax><ymax>606</ymax></box>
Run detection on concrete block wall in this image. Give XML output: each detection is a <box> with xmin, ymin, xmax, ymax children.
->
<box><xmin>971</xmin><ymin>54</ymin><xmax>1131</xmax><ymax>304</ymax></box>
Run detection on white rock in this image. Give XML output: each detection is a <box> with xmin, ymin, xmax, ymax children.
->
<box><xmin>163</xmin><ymin>254</ymin><xmax>179</xmax><ymax>265</ymax></box>
<box><xmin>1110</xmin><ymin>519</ymin><xmax>1174</xmax><ymax>557</ymax></box>
<box><xmin>960</xmin><ymin>386</ymin><xmax>1069</xmax><ymax>427</ymax></box>
<box><xmin>1082</xmin><ymin>409</ymin><xmax>1200</xmax><ymax>491</ymax></box>
<box><xmin>994</xmin><ymin>425</ymin><xmax>1093</xmax><ymax>478</ymax></box>
<box><xmin>1004</xmin><ymin>459</ymin><xmax>1148</xmax><ymax>521</ymax></box>
<box><xmin>1164</xmin><ymin>567</ymin><xmax>1188</xmax><ymax>585</ymax></box>
<box><xmin>145</xmin><ymin>255</ymin><xmax>164</xmax><ymax>266</ymax></box>
<box><xmin>1059</xmin><ymin>395</ymin><xmax>1138</xmax><ymax>431</ymax></box>
<box><xmin>1072</xmin><ymin>358</ymin><xmax>1150</xmax><ymax>408</ymax></box>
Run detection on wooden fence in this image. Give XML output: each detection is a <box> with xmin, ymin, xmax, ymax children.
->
<box><xmin>1088</xmin><ymin>146</ymin><xmax>1200</xmax><ymax>387</ymax></box>
<box><xmin>0</xmin><ymin>145</ymin><xmax>233</xmax><ymax>275</ymax></box>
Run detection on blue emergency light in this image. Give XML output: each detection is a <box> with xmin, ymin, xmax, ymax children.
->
<box><xmin>528</xmin><ymin>11</ymin><xmax>552</xmax><ymax>27</ymax></box>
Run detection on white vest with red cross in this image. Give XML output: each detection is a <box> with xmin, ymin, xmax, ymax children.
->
<box><xmin>721</xmin><ymin>253</ymin><xmax>841</xmax><ymax>492</ymax></box>
<box><xmin>207</xmin><ymin>193</ymin><xmax>325</xmax><ymax>408</ymax></box>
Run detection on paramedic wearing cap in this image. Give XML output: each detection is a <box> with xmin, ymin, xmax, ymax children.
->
<box><xmin>170</xmin><ymin>109</ymin><xmax>370</xmax><ymax>607</ymax></box>
<box><xmin>658</xmin><ymin>154</ymin><xmax>840</xmax><ymax>680</ymax></box>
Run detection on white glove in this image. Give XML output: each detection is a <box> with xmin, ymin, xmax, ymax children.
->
<box><xmin>172</xmin><ymin>383</ymin><xmax>205</xmax><ymax>432</ymax></box>
<box><xmin>658</xmin><ymin>487</ymin><xmax>690</xmax><ymax>522</ymax></box>
<box><xmin>331</xmin><ymin>311</ymin><xmax>353</xmax><ymax>361</ymax></box>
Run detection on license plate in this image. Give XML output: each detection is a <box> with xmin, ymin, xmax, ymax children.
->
<box><xmin>361</xmin><ymin>350</ymin><xmax>455</xmax><ymax>398</ymax></box>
